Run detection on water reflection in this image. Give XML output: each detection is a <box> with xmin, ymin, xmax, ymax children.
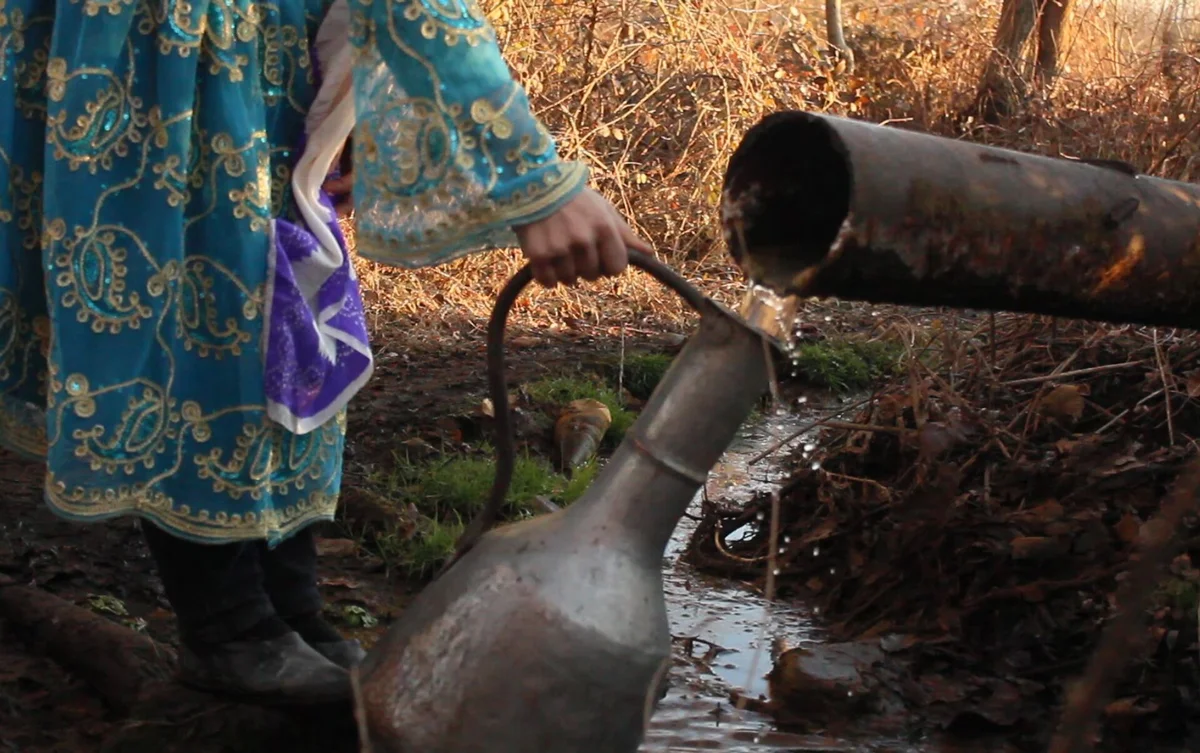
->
<box><xmin>642</xmin><ymin>412</ymin><xmax>819</xmax><ymax>751</ymax></box>
<box><xmin>641</xmin><ymin>411</ymin><xmax>934</xmax><ymax>753</ymax></box>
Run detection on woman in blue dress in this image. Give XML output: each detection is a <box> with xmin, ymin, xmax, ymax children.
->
<box><xmin>0</xmin><ymin>0</ymin><xmax>648</xmax><ymax>704</ymax></box>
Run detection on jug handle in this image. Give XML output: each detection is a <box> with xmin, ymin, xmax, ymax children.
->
<box><xmin>435</xmin><ymin>248</ymin><xmax>711</xmax><ymax>578</ymax></box>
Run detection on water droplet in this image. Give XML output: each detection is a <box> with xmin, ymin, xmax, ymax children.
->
<box><xmin>753</xmin><ymin>736</ymin><xmax>763</xmax><ymax>744</ymax></box>
<box><xmin>847</xmin><ymin>690</ymin><xmax>854</xmax><ymax>697</ymax></box>
<box><xmin>796</xmin><ymin>395</ymin><xmax>808</xmax><ymax>404</ymax></box>
<box><xmin>811</xmin><ymin>461</ymin><xmax>821</xmax><ymax>471</ymax></box>
<box><xmin>755</xmin><ymin>511</ymin><xmax>765</xmax><ymax>521</ymax></box>
<box><xmin>772</xmin><ymin>568</ymin><xmax>781</xmax><ymax>576</ymax></box>
<box><xmin>813</xmin><ymin>606</ymin><xmax>821</xmax><ymax>615</ymax></box>
<box><xmin>803</xmin><ymin>442</ymin><xmax>817</xmax><ymax>452</ymax></box>
<box><xmin>823</xmin><ymin>316</ymin><xmax>832</xmax><ymax>322</ymax></box>
<box><xmin>829</xmin><ymin>567</ymin><xmax>836</xmax><ymax>575</ymax></box>
<box><xmin>812</xmin><ymin>546</ymin><xmax>821</xmax><ymax>557</ymax></box>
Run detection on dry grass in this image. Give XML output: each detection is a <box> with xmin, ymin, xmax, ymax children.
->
<box><xmin>352</xmin><ymin>0</ymin><xmax>1200</xmax><ymax>345</ymax></box>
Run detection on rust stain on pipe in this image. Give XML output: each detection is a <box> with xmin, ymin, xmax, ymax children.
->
<box><xmin>720</xmin><ymin>111</ymin><xmax>1200</xmax><ymax>329</ymax></box>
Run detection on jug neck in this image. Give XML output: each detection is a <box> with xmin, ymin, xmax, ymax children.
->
<box><xmin>571</xmin><ymin>297</ymin><xmax>783</xmax><ymax>558</ymax></box>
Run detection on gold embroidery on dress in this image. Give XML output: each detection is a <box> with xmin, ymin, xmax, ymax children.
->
<box><xmin>45</xmin><ymin>49</ymin><xmax>149</xmax><ymax>173</ymax></box>
<box><xmin>400</xmin><ymin>0</ymin><xmax>491</xmax><ymax>47</ymax></box>
<box><xmin>1</xmin><ymin>0</ymin><xmax>343</xmax><ymax>543</ymax></box>
<box><xmin>78</xmin><ymin>0</ymin><xmax>138</xmax><ymax>19</ymax></box>
<box><xmin>349</xmin><ymin>0</ymin><xmax>589</xmax><ymax>267</ymax></box>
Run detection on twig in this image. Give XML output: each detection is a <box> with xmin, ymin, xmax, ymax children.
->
<box><xmin>1000</xmin><ymin>360</ymin><xmax>1144</xmax><ymax>387</ymax></box>
<box><xmin>765</xmin><ymin>489</ymin><xmax>781</xmax><ymax>601</ymax></box>
<box><xmin>820</xmin><ymin>419</ymin><xmax>911</xmax><ymax>435</ymax></box>
<box><xmin>1095</xmin><ymin>388</ymin><xmax>1164</xmax><ymax>435</ymax></box>
<box><xmin>737</xmin><ymin>489</ymin><xmax>782</xmax><ymax>711</ymax></box>
<box><xmin>1047</xmin><ymin>455</ymin><xmax>1200</xmax><ymax>753</ymax></box>
<box><xmin>989</xmin><ymin>312</ymin><xmax>997</xmax><ymax>372</ymax></box>
<box><xmin>1147</xmin><ymin>114</ymin><xmax>1200</xmax><ymax>175</ymax></box>
<box><xmin>618</xmin><ymin>324</ymin><xmax>626</xmax><ymax>398</ymax></box>
<box><xmin>964</xmin><ymin>566</ymin><xmax>1123</xmax><ymax>609</ymax></box>
<box><xmin>821</xmin><ymin>470</ymin><xmax>893</xmax><ymax>497</ymax></box>
<box><xmin>1152</xmin><ymin>328</ymin><xmax>1176</xmax><ymax>446</ymax></box>
<box><xmin>748</xmin><ymin>396</ymin><xmax>875</xmax><ymax>465</ymax></box>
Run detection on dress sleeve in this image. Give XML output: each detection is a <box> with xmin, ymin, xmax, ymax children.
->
<box><xmin>346</xmin><ymin>0</ymin><xmax>590</xmax><ymax>268</ymax></box>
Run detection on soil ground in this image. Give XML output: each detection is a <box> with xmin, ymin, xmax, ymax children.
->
<box><xmin>0</xmin><ymin>315</ymin><xmax>694</xmax><ymax>751</ymax></box>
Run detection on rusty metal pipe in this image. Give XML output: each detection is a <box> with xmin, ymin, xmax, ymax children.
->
<box><xmin>720</xmin><ymin>111</ymin><xmax>1200</xmax><ymax>329</ymax></box>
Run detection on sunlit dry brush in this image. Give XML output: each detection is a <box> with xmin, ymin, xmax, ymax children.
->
<box><xmin>351</xmin><ymin>0</ymin><xmax>1199</xmax><ymax>342</ymax></box>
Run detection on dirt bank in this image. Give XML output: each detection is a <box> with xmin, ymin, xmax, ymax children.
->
<box><xmin>689</xmin><ymin>313</ymin><xmax>1200</xmax><ymax>752</ymax></box>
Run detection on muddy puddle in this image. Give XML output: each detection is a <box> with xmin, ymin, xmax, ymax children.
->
<box><xmin>641</xmin><ymin>406</ymin><xmax>929</xmax><ymax>753</ymax></box>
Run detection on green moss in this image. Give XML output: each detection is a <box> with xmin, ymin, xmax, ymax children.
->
<box><xmin>620</xmin><ymin>352</ymin><xmax>673</xmax><ymax>400</ymax></box>
<box><xmin>375</xmin><ymin>516</ymin><xmax>465</xmax><ymax>579</ymax></box>
<box><xmin>368</xmin><ymin>449</ymin><xmax>600</xmax><ymax>578</ymax></box>
<box><xmin>791</xmin><ymin>338</ymin><xmax>904</xmax><ymax>393</ymax></box>
<box><xmin>390</xmin><ymin>452</ymin><xmax>559</xmax><ymax>518</ymax></box>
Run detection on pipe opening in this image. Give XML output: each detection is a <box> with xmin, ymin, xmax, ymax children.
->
<box><xmin>720</xmin><ymin>112</ymin><xmax>853</xmax><ymax>287</ymax></box>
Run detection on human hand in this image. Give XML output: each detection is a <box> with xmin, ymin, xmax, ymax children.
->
<box><xmin>321</xmin><ymin>142</ymin><xmax>355</xmax><ymax>217</ymax></box>
<box><xmin>513</xmin><ymin>187</ymin><xmax>651</xmax><ymax>288</ymax></box>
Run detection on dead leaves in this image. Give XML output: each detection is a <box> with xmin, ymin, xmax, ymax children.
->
<box><xmin>689</xmin><ymin>314</ymin><xmax>1200</xmax><ymax>743</ymax></box>
<box><xmin>1113</xmin><ymin>513</ymin><xmax>1141</xmax><ymax>544</ymax></box>
<box><xmin>1040</xmin><ymin>383</ymin><xmax>1086</xmax><ymax>424</ymax></box>
<box><xmin>914</xmin><ymin>420</ymin><xmax>969</xmax><ymax>461</ymax></box>
<box><xmin>1186</xmin><ymin>370</ymin><xmax>1200</xmax><ymax>398</ymax></box>
<box><xmin>1009</xmin><ymin>536</ymin><xmax>1068</xmax><ymax>561</ymax></box>
<box><xmin>1009</xmin><ymin>499</ymin><xmax>1065</xmax><ymax>528</ymax></box>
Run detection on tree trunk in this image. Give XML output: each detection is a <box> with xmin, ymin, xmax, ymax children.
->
<box><xmin>824</xmin><ymin>0</ymin><xmax>854</xmax><ymax>74</ymax></box>
<box><xmin>1034</xmin><ymin>0</ymin><xmax>1074</xmax><ymax>89</ymax></box>
<box><xmin>971</xmin><ymin>0</ymin><xmax>1042</xmax><ymax>122</ymax></box>
<box><xmin>1159</xmin><ymin>0</ymin><xmax>1183</xmax><ymax>82</ymax></box>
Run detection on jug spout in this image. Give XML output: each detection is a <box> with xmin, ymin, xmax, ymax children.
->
<box><xmin>571</xmin><ymin>296</ymin><xmax>781</xmax><ymax>557</ymax></box>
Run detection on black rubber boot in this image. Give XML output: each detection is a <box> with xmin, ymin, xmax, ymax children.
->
<box><xmin>140</xmin><ymin>521</ymin><xmax>352</xmax><ymax>704</ymax></box>
<box><xmin>259</xmin><ymin>526</ymin><xmax>368</xmax><ymax>669</ymax></box>
<box><xmin>175</xmin><ymin>630</ymin><xmax>352</xmax><ymax>705</ymax></box>
<box><xmin>310</xmin><ymin>636</ymin><xmax>368</xmax><ymax>669</ymax></box>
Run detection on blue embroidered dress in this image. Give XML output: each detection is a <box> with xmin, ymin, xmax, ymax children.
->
<box><xmin>0</xmin><ymin>0</ymin><xmax>588</xmax><ymax>544</ymax></box>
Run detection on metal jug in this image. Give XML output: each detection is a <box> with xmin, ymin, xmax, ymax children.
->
<box><xmin>354</xmin><ymin>256</ymin><xmax>787</xmax><ymax>753</ymax></box>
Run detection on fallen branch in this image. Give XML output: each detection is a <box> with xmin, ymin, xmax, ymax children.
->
<box><xmin>0</xmin><ymin>576</ymin><xmax>174</xmax><ymax>714</ymax></box>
